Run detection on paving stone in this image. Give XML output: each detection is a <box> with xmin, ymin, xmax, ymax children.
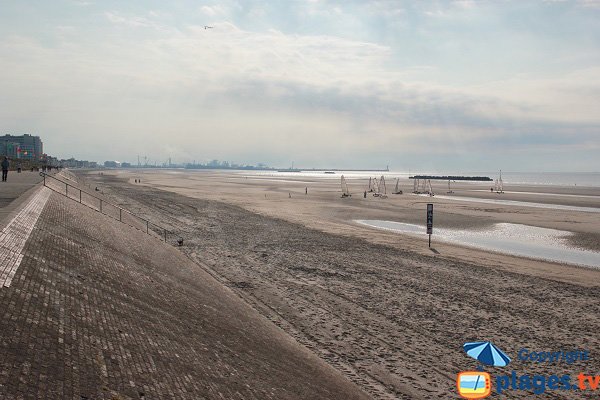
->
<box><xmin>0</xmin><ymin>171</ymin><xmax>45</xmax><ymax>228</ymax></box>
<box><xmin>0</xmin><ymin>188</ymin><xmax>51</xmax><ymax>287</ymax></box>
<box><xmin>0</xmin><ymin>189</ymin><xmax>369</xmax><ymax>399</ymax></box>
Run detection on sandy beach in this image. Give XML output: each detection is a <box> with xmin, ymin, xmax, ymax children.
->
<box><xmin>81</xmin><ymin>169</ymin><xmax>600</xmax><ymax>399</ymax></box>
<box><xmin>98</xmin><ymin>169</ymin><xmax>600</xmax><ymax>281</ymax></box>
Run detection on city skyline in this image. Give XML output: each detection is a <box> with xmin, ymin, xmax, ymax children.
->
<box><xmin>1</xmin><ymin>1</ymin><xmax>599</xmax><ymax>171</ymax></box>
<box><xmin>1</xmin><ymin>133</ymin><xmax>44</xmax><ymax>161</ymax></box>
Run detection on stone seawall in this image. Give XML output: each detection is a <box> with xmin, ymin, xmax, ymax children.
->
<box><xmin>0</xmin><ymin>185</ymin><xmax>369</xmax><ymax>399</ymax></box>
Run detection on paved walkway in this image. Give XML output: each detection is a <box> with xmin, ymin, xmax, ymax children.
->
<box><xmin>0</xmin><ymin>184</ymin><xmax>369</xmax><ymax>399</ymax></box>
<box><xmin>0</xmin><ymin>187</ymin><xmax>51</xmax><ymax>287</ymax></box>
<box><xmin>0</xmin><ymin>170</ymin><xmax>44</xmax><ymax>228</ymax></box>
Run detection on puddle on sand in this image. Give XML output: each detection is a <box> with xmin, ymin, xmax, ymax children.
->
<box><xmin>430</xmin><ymin>195</ymin><xmax>600</xmax><ymax>214</ymax></box>
<box><xmin>355</xmin><ymin>220</ymin><xmax>600</xmax><ymax>268</ymax></box>
<box><xmin>468</xmin><ymin>190</ymin><xmax>600</xmax><ymax>200</ymax></box>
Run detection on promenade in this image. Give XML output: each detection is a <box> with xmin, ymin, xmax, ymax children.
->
<box><xmin>0</xmin><ymin>172</ymin><xmax>369</xmax><ymax>399</ymax></box>
<box><xmin>0</xmin><ymin>170</ymin><xmax>44</xmax><ymax>227</ymax></box>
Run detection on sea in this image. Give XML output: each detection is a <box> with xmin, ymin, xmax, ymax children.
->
<box><xmin>450</xmin><ymin>171</ymin><xmax>600</xmax><ymax>187</ymax></box>
<box><xmin>241</xmin><ymin>170</ymin><xmax>600</xmax><ymax>187</ymax></box>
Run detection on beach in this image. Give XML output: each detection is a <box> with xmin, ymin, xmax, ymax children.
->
<box><xmin>82</xmin><ymin>169</ymin><xmax>600</xmax><ymax>399</ymax></box>
<box><xmin>98</xmin><ymin>170</ymin><xmax>600</xmax><ymax>277</ymax></box>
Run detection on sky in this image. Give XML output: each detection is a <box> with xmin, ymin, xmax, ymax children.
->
<box><xmin>0</xmin><ymin>0</ymin><xmax>599</xmax><ymax>171</ymax></box>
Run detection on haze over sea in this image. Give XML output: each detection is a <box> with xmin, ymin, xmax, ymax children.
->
<box><xmin>246</xmin><ymin>170</ymin><xmax>600</xmax><ymax>187</ymax></box>
<box><xmin>437</xmin><ymin>172</ymin><xmax>600</xmax><ymax>187</ymax></box>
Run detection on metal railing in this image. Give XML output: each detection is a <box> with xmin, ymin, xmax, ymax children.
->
<box><xmin>40</xmin><ymin>172</ymin><xmax>183</xmax><ymax>245</ymax></box>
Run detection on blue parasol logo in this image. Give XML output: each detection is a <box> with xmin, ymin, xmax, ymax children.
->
<box><xmin>463</xmin><ymin>341</ymin><xmax>511</xmax><ymax>367</ymax></box>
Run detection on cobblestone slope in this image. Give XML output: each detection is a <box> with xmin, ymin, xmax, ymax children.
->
<box><xmin>0</xmin><ymin>189</ymin><xmax>369</xmax><ymax>400</ymax></box>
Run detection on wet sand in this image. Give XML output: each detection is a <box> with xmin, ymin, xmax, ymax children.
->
<box><xmin>82</xmin><ymin>169</ymin><xmax>600</xmax><ymax>399</ymax></box>
<box><xmin>98</xmin><ymin>169</ymin><xmax>600</xmax><ymax>282</ymax></box>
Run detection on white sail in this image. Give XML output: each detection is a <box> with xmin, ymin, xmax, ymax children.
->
<box><xmin>427</xmin><ymin>179</ymin><xmax>434</xmax><ymax>196</ymax></box>
<box><xmin>368</xmin><ymin>177</ymin><xmax>374</xmax><ymax>192</ymax></box>
<box><xmin>372</xmin><ymin>178</ymin><xmax>379</xmax><ymax>194</ymax></box>
<box><xmin>419</xmin><ymin>179</ymin><xmax>427</xmax><ymax>193</ymax></box>
<box><xmin>379</xmin><ymin>175</ymin><xmax>386</xmax><ymax>195</ymax></box>
<box><xmin>498</xmin><ymin>170</ymin><xmax>504</xmax><ymax>193</ymax></box>
<box><xmin>494</xmin><ymin>170</ymin><xmax>504</xmax><ymax>193</ymax></box>
<box><xmin>393</xmin><ymin>178</ymin><xmax>403</xmax><ymax>194</ymax></box>
<box><xmin>341</xmin><ymin>175</ymin><xmax>351</xmax><ymax>197</ymax></box>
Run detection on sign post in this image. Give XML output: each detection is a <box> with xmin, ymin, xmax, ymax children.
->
<box><xmin>426</xmin><ymin>203</ymin><xmax>433</xmax><ymax>247</ymax></box>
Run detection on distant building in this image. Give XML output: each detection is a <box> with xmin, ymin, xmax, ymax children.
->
<box><xmin>61</xmin><ymin>158</ymin><xmax>97</xmax><ymax>168</ymax></box>
<box><xmin>1</xmin><ymin>134</ymin><xmax>43</xmax><ymax>160</ymax></box>
<box><xmin>104</xmin><ymin>161</ymin><xmax>120</xmax><ymax>168</ymax></box>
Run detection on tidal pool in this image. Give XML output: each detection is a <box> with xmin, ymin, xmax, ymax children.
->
<box><xmin>355</xmin><ymin>220</ymin><xmax>600</xmax><ymax>268</ymax></box>
<box><xmin>430</xmin><ymin>195</ymin><xmax>600</xmax><ymax>214</ymax></box>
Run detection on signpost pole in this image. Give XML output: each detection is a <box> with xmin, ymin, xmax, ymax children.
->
<box><xmin>426</xmin><ymin>203</ymin><xmax>433</xmax><ymax>248</ymax></box>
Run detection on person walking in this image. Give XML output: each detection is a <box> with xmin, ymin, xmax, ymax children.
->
<box><xmin>1</xmin><ymin>157</ymin><xmax>9</xmax><ymax>182</ymax></box>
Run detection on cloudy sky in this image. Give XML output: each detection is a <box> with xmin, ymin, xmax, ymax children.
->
<box><xmin>1</xmin><ymin>0</ymin><xmax>599</xmax><ymax>171</ymax></box>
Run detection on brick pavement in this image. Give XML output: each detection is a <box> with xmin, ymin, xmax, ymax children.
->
<box><xmin>0</xmin><ymin>187</ymin><xmax>51</xmax><ymax>287</ymax></box>
<box><xmin>0</xmin><ymin>171</ymin><xmax>44</xmax><ymax>228</ymax></box>
<box><xmin>0</xmin><ymin>188</ymin><xmax>370</xmax><ymax>399</ymax></box>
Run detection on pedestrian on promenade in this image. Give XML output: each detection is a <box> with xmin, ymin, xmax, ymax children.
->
<box><xmin>17</xmin><ymin>161</ymin><xmax>22</xmax><ymax>173</ymax></box>
<box><xmin>1</xmin><ymin>157</ymin><xmax>9</xmax><ymax>182</ymax></box>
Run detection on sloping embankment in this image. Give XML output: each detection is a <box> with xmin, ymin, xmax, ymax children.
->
<box><xmin>0</xmin><ymin>187</ymin><xmax>369</xmax><ymax>400</ymax></box>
